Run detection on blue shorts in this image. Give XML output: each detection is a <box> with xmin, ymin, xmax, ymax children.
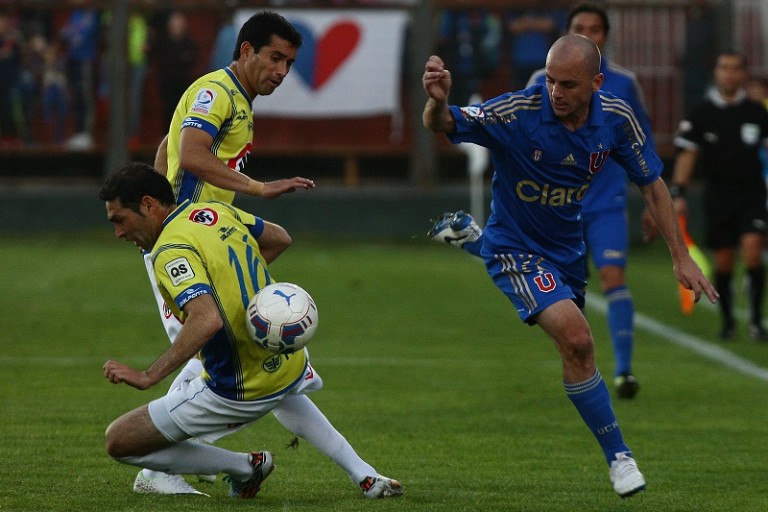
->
<box><xmin>484</xmin><ymin>252</ymin><xmax>586</xmax><ymax>324</ymax></box>
<box><xmin>583</xmin><ymin>208</ymin><xmax>628</xmax><ymax>269</ymax></box>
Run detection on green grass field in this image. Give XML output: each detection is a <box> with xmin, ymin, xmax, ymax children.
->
<box><xmin>1</xmin><ymin>232</ymin><xmax>767</xmax><ymax>511</ymax></box>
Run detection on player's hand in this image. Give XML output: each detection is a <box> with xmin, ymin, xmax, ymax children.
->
<box><xmin>674</xmin><ymin>255</ymin><xmax>719</xmax><ymax>305</ymax></box>
<box><xmin>261</xmin><ymin>177</ymin><xmax>316</xmax><ymax>199</ymax></box>
<box><xmin>423</xmin><ymin>55</ymin><xmax>451</xmax><ymax>101</ymax></box>
<box><xmin>103</xmin><ymin>360</ymin><xmax>153</xmax><ymax>390</ymax></box>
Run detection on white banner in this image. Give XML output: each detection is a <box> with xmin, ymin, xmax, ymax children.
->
<box><xmin>234</xmin><ymin>9</ymin><xmax>409</xmax><ymax>118</ymax></box>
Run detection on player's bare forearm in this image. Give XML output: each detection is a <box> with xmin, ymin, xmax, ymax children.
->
<box><xmin>104</xmin><ymin>295</ymin><xmax>223</xmax><ymax>390</ymax></box>
<box><xmin>640</xmin><ymin>178</ymin><xmax>719</xmax><ymax>304</ymax></box>
<box><xmin>154</xmin><ymin>134</ymin><xmax>169</xmax><ymax>176</ymax></box>
<box><xmin>261</xmin><ymin>177</ymin><xmax>316</xmax><ymax>199</ymax></box>
<box><xmin>422</xmin><ymin>55</ymin><xmax>455</xmax><ymax>133</ymax></box>
<box><xmin>640</xmin><ymin>179</ymin><xmax>686</xmax><ymax>259</ymax></box>
<box><xmin>423</xmin><ymin>98</ymin><xmax>455</xmax><ymax>133</ymax></box>
<box><xmin>142</xmin><ymin>295</ymin><xmax>223</xmax><ymax>386</ymax></box>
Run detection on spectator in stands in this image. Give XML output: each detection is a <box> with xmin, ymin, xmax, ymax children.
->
<box><xmin>128</xmin><ymin>8</ymin><xmax>151</xmax><ymax>150</ymax></box>
<box><xmin>505</xmin><ymin>7</ymin><xmax>565</xmax><ymax>90</ymax></box>
<box><xmin>59</xmin><ymin>1</ymin><xmax>100</xmax><ymax>150</ymax></box>
<box><xmin>208</xmin><ymin>10</ymin><xmax>237</xmax><ymax>72</ymax></box>
<box><xmin>18</xmin><ymin>32</ymin><xmax>46</xmax><ymax>145</ymax></box>
<box><xmin>0</xmin><ymin>7</ymin><xmax>22</xmax><ymax>147</ymax></box>
<box><xmin>41</xmin><ymin>39</ymin><xmax>68</xmax><ymax>144</ymax></box>
<box><xmin>682</xmin><ymin>0</ymin><xmax>718</xmax><ymax>113</ymax></box>
<box><xmin>155</xmin><ymin>11</ymin><xmax>198</xmax><ymax>128</ymax></box>
<box><xmin>434</xmin><ymin>7</ymin><xmax>501</xmax><ymax>106</ymax></box>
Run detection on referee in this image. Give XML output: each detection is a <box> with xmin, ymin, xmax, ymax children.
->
<box><xmin>670</xmin><ymin>50</ymin><xmax>768</xmax><ymax>341</ymax></box>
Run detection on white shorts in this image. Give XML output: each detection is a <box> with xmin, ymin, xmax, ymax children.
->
<box><xmin>148</xmin><ymin>360</ymin><xmax>323</xmax><ymax>443</ymax></box>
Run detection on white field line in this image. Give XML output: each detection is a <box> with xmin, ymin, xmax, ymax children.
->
<box><xmin>586</xmin><ymin>296</ymin><xmax>768</xmax><ymax>382</ymax></box>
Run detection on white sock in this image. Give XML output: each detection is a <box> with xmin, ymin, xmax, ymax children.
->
<box><xmin>272</xmin><ymin>394</ymin><xmax>376</xmax><ymax>483</ymax></box>
<box><xmin>122</xmin><ymin>440</ymin><xmax>253</xmax><ymax>480</ymax></box>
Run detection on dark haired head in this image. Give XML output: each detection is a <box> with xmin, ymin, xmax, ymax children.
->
<box><xmin>232</xmin><ymin>10</ymin><xmax>303</xmax><ymax>61</ymax></box>
<box><xmin>99</xmin><ymin>162</ymin><xmax>176</xmax><ymax>212</ymax></box>
<box><xmin>718</xmin><ymin>49</ymin><xmax>748</xmax><ymax>68</ymax></box>
<box><xmin>567</xmin><ymin>2</ymin><xmax>610</xmax><ymax>35</ymax></box>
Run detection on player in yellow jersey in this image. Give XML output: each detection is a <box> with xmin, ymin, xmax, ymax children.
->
<box><xmin>100</xmin><ymin>163</ymin><xmax>402</xmax><ymax>500</ymax></box>
<box><xmin>142</xmin><ymin>11</ymin><xmax>320</xmax><ymax>494</ymax></box>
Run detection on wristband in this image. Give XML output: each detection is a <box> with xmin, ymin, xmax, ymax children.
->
<box><xmin>669</xmin><ymin>184</ymin><xmax>686</xmax><ymax>198</ymax></box>
<box><xmin>247</xmin><ymin>179</ymin><xmax>264</xmax><ymax>197</ymax></box>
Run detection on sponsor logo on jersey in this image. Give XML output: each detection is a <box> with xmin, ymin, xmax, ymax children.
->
<box><xmin>227</xmin><ymin>143</ymin><xmax>252</xmax><ymax>172</ymax></box>
<box><xmin>189</xmin><ymin>208</ymin><xmax>219</xmax><ymax>226</ymax></box>
<box><xmin>460</xmin><ymin>106</ymin><xmax>484</xmax><ymax>119</ymax></box>
<box><xmin>262</xmin><ymin>354</ymin><xmax>283</xmax><ymax>372</ymax></box>
<box><xmin>162</xmin><ymin>302</ymin><xmax>173</xmax><ymax>319</ymax></box>
<box><xmin>561</xmin><ymin>153</ymin><xmax>577</xmax><ymax>166</ymax></box>
<box><xmin>516</xmin><ymin>179</ymin><xmax>589</xmax><ymax>206</ymax></box>
<box><xmin>191</xmin><ymin>88</ymin><xmax>217</xmax><ymax>114</ymax></box>
<box><xmin>165</xmin><ymin>257</ymin><xmax>195</xmax><ymax>286</ymax></box>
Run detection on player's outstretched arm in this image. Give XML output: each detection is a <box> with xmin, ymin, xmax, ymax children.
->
<box><xmin>103</xmin><ymin>294</ymin><xmax>223</xmax><ymax>390</ymax></box>
<box><xmin>639</xmin><ymin>178</ymin><xmax>719</xmax><ymax>305</ymax></box>
<box><xmin>422</xmin><ymin>55</ymin><xmax>456</xmax><ymax>134</ymax></box>
<box><xmin>260</xmin><ymin>177</ymin><xmax>316</xmax><ymax>199</ymax></box>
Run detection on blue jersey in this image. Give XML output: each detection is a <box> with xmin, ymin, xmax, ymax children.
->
<box><xmin>528</xmin><ymin>59</ymin><xmax>656</xmax><ymax>213</ymax></box>
<box><xmin>448</xmin><ymin>83</ymin><xmax>662</xmax><ymax>272</ymax></box>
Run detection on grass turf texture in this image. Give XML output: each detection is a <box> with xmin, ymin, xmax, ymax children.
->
<box><xmin>1</xmin><ymin>232</ymin><xmax>766</xmax><ymax>511</ymax></box>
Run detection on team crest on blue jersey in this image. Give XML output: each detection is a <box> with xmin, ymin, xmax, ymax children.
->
<box><xmin>189</xmin><ymin>208</ymin><xmax>219</xmax><ymax>226</ymax></box>
<box><xmin>588</xmin><ymin>150</ymin><xmax>611</xmax><ymax>174</ymax></box>
<box><xmin>533</xmin><ymin>272</ymin><xmax>557</xmax><ymax>292</ymax></box>
<box><xmin>191</xmin><ymin>88</ymin><xmax>217</xmax><ymax>115</ymax></box>
<box><xmin>532</xmin><ymin>149</ymin><xmax>542</xmax><ymax>161</ymax></box>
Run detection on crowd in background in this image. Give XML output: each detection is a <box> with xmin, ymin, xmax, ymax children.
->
<box><xmin>0</xmin><ymin>4</ymin><xmax>212</xmax><ymax>150</ymax></box>
<box><xmin>0</xmin><ymin>1</ymin><xmax>763</xmax><ymax>153</ymax></box>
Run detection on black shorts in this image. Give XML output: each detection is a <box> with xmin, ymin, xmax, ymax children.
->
<box><xmin>703</xmin><ymin>187</ymin><xmax>768</xmax><ymax>249</ymax></box>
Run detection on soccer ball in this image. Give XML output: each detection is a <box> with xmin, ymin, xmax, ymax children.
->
<box><xmin>246</xmin><ymin>282</ymin><xmax>318</xmax><ymax>354</ymax></box>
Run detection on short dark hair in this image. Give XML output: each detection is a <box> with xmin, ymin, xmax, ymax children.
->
<box><xmin>99</xmin><ymin>162</ymin><xmax>176</xmax><ymax>213</ymax></box>
<box><xmin>232</xmin><ymin>10</ymin><xmax>303</xmax><ymax>60</ymax></box>
<box><xmin>567</xmin><ymin>2</ymin><xmax>610</xmax><ymax>36</ymax></box>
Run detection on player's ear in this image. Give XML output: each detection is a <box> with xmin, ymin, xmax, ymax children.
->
<box><xmin>592</xmin><ymin>72</ymin><xmax>604</xmax><ymax>92</ymax></box>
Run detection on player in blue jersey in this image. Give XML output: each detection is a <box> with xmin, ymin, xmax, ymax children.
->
<box><xmin>100</xmin><ymin>163</ymin><xmax>402</xmax><ymax>500</ymax></box>
<box><xmin>422</xmin><ymin>35</ymin><xmax>718</xmax><ymax>498</ymax></box>
<box><xmin>526</xmin><ymin>2</ymin><xmax>653</xmax><ymax>399</ymax></box>
<box><xmin>435</xmin><ymin>2</ymin><xmax>650</xmax><ymax>400</ymax></box>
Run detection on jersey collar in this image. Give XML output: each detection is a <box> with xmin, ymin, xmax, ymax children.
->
<box><xmin>706</xmin><ymin>86</ymin><xmax>747</xmax><ymax>108</ymax></box>
<box><xmin>162</xmin><ymin>199</ymin><xmax>192</xmax><ymax>229</ymax></box>
<box><xmin>224</xmin><ymin>67</ymin><xmax>252</xmax><ymax>103</ymax></box>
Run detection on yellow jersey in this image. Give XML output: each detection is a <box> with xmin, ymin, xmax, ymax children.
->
<box><xmin>151</xmin><ymin>199</ymin><xmax>307</xmax><ymax>401</ymax></box>
<box><xmin>166</xmin><ymin>68</ymin><xmax>254</xmax><ymax>204</ymax></box>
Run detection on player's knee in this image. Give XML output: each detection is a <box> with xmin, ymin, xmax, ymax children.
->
<box><xmin>560</xmin><ymin>332</ymin><xmax>594</xmax><ymax>366</ymax></box>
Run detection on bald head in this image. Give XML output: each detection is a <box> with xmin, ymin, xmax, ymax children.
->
<box><xmin>546</xmin><ymin>35</ymin><xmax>602</xmax><ymax>77</ymax></box>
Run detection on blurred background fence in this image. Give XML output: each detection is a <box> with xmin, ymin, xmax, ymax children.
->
<box><xmin>0</xmin><ymin>0</ymin><xmax>762</xmax><ymax>235</ymax></box>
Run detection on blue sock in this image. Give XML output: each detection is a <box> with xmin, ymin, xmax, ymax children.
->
<box><xmin>565</xmin><ymin>370</ymin><xmax>631</xmax><ymax>464</ymax></box>
<box><xmin>605</xmin><ymin>286</ymin><xmax>634</xmax><ymax>377</ymax></box>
